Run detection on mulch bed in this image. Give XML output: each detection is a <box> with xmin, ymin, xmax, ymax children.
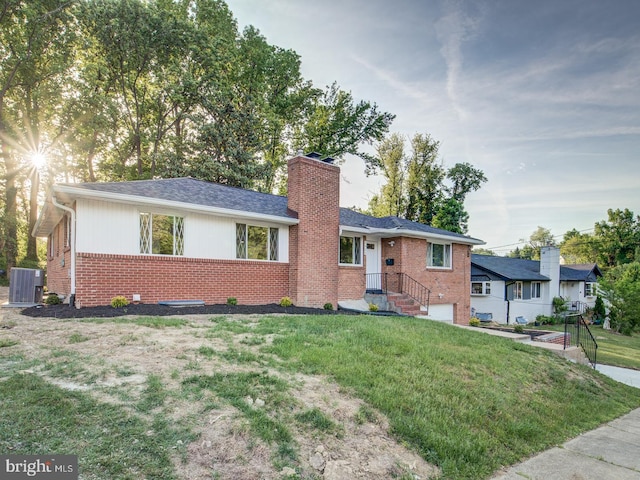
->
<box><xmin>20</xmin><ymin>303</ymin><xmax>357</xmax><ymax>319</ymax></box>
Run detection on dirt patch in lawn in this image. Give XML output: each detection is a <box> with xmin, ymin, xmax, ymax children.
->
<box><xmin>0</xmin><ymin>294</ymin><xmax>439</xmax><ymax>479</ymax></box>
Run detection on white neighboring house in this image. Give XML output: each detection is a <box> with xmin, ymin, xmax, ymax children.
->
<box><xmin>470</xmin><ymin>246</ymin><xmax>602</xmax><ymax>324</ymax></box>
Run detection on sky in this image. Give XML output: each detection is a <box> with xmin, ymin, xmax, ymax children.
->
<box><xmin>225</xmin><ymin>0</ymin><xmax>640</xmax><ymax>253</ymax></box>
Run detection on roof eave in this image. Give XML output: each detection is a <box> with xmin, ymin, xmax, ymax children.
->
<box><xmin>54</xmin><ymin>184</ymin><xmax>299</xmax><ymax>226</ymax></box>
<box><xmin>339</xmin><ymin>225</ymin><xmax>484</xmax><ymax>245</ymax></box>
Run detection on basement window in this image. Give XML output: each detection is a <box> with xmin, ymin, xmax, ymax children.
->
<box><xmin>236</xmin><ymin>224</ymin><xmax>279</xmax><ymax>261</ymax></box>
<box><xmin>339</xmin><ymin>236</ymin><xmax>362</xmax><ymax>265</ymax></box>
<box><xmin>140</xmin><ymin>213</ymin><xmax>184</xmax><ymax>256</ymax></box>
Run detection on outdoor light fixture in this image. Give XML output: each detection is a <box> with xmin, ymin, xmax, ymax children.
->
<box><xmin>388</xmin><ymin>240</ymin><xmax>395</xmax><ymax>247</ymax></box>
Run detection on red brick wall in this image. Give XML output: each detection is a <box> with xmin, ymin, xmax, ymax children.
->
<box><xmin>338</xmin><ymin>266</ymin><xmax>366</xmax><ymax>301</ymax></box>
<box><xmin>380</xmin><ymin>237</ymin><xmax>471</xmax><ymax>324</ymax></box>
<box><xmin>74</xmin><ymin>253</ymin><xmax>289</xmax><ymax>308</ymax></box>
<box><xmin>46</xmin><ymin>218</ymin><xmax>72</xmax><ymax>297</ymax></box>
<box><xmin>287</xmin><ymin>156</ymin><xmax>340</xmax><ymax>307</ymax></box>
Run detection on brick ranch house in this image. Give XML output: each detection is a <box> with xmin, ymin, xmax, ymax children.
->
<box><xmin>34</xmin><ymin>154</ymin><xmax>484</xmax><ymax>323</ymax></box>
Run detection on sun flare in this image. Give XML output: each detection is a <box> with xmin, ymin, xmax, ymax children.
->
<box><xmin>30</xmin><ymin>151</ymin><xmax>47</xmax><ymax>169</ymax></box>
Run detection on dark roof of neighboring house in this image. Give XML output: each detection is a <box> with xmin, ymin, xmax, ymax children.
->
<box><xmin>471</xmin><ymin>254</ymin><xmax>550</xmax><ymax>281</ymax></box>
<box><xmin>57</xmin><ymin>177</ymin><xmax>294</xmax><ymax>219</ymax></box>
<box><xmin>471</xmin><ymin>254</ymin><xmax>602</xmax><ymax>282</ymax></box>
<box><xmin>560</xmin><ymin>264</ymin><xmax>602</xmax><ymax>282</ymax></box>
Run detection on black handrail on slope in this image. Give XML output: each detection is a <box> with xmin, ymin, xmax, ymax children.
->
<box><xmin>396</xmin><ymin>273</ymin><xmax>431</xmax><ymax>313</ymax></box>
<box><xmin>564</xmin><ymin>313</ymin><xmax>598</xmax><ymax>368</ymax></box>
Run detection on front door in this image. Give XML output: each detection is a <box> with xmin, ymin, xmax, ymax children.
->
<box><xmin>365</xmin><ymin>239</ymin><xmax>381</xmax><ymax>290</ymax></box>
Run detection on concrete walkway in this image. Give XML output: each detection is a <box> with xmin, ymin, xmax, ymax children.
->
<box><xmin>491</xmin><ymin>407</ymin><xmax>640</xmax><ymax>479</ymax></box>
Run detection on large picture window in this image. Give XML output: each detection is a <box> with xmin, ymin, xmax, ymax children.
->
<box><xmin>140</xmin><ymin>213</ymin><xmax>184</xmax><ymax>255</ymax></box>
<box><xmin>428</xmin><ymin>242</ymin><xmax>451</xmax><ymax>268</ymax></box>
<box><xmin>471</xmin><ymin>282</ymin><xmax>491</xmax><ymax>295</ymax></box>
<box><xmin>236</xmin><ymin>224</ymin><xmax>279</xmax><ymax>261</ymax></box>
<box><xmin>339</xmin><ymin>236</ymin><xmax>362</xmax><ymax>265</ymax></box>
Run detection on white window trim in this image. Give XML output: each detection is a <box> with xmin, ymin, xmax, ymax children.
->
<box><xmin>339</xmin><ymin>235</ymin><xmax>362</xmax><ymax>266</ymax></box>
<box><xmin>471</xmin><ymin>281</ymin><xmax>491</xmax><ymax>296</ymax></box>
<box><xmin>531</xmin><ymin>281</ymin><xmax>541</xmax><ymax>299</ymax></box>
<box><xmin>427</xmin><ymin>242</ymin><xmax>452</xmax><ymax>269</ymax></box>
<box><xmin>236</xmin><ymin>223</ymin><xmax>279</xmax><ymax>261</ymax></box>
<box><xmin>514</xmin><ymin>281</ymin><xmax>523</xmax><ymax>300</ymax></box>
<box><xmin>139</xmin><ymin>212</ymin><xmax>185</xmax><ymax>256</ymax></box>
<box><xmin>585</xmin><ymin>282</ymin><xmax>596</xmax><ymax>297</ymax></box>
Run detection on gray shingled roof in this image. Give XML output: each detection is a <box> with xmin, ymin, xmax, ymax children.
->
<box><xmin>339</xmin><ymin>208</ymin><xmax>482</xmax><ymax>242</ymax></box>
<box><xmin>54</xmin><ymin>177</ymin><xmax>482</xmax><ymax>242</ymax></box>
<box><xmin>58</xmin><ymin>177</ymin><xmax>293</xmax><ymax>219</ymax></box>
<box><xmin>560</xmin><ymin>264</ymin><xmax>602</xmax><ymax>282</ymax></box>
<box><xmin>471</xmin><ymin>254</ymin><xmax>550</xmax><ymax>281</ymax></box>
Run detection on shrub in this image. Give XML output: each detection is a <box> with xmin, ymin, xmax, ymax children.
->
<box><xmin>594</xmin><ymin>295</ymin><xmax>606</xmax><ymax>320</ymax></box>
<box><xmin>226</xmin><ymin>297</ymin><xmax>238</xmax><ymax>306</ymax></box>
<box><xmin>469</xmin><ymin>317</ymin><xmax>480</xmax><ymax>327</ymax></box>
<box><xmin>323</xmin><ymin>302</ymin><xmax>333</xmax><ymax>310</ymax></box>
<box><xmin>513</xmin><ymin>324</ymin><xmax>525</xmax><ymax>334</ymax></box>
<box><xmin>44</xmin><ymin>294</ymin><xmax>61</xmax><ymax>305</ymax></box>
<box><xmin>368</xmin><ymin>303</ymin><xmax>379</xmax><ymax>312</ymax></box>
<box><xmin>279</xmin><ymin>296</ymin><xmax>293</xmax><ymax>307</ymax></box>
<box><xmin>111</xmin><ymin>296</ymin><xmax>129</xmax><ymax>308</ymax></box>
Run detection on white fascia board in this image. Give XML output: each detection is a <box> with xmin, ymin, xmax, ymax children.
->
<box><xmin>55</xmin><ymin>185</ymin><xmax>299</xmax><ymax>226</ymax></box>
<box><xmin>339</xmin><ymin>224</ymin><xmax>484</xmax><ymax>246</ymax></box>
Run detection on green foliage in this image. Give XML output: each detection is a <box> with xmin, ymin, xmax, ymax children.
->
<box><xmin>368</xmin><ymin>303</ymin><xmax>379</xmax><ymax>312</ymax></box>
<box><xmin>552</xmin><ymin>296</ymin><xmax>568</xmax><ymax>315</ymax></box>
<box><xmin>323</xmin><ymin>302</ymin><xmax>334</xmax><ymax>310</ymax></box>
<box><xmin>279</xmin><ymin>296</ymin><xmax>293</xmax><ymax>307</ymax></box>
<box><xmin>594</xmin><ymin>296</ymin><xmax>606</xmax><ymax>320</ymax></box>
<box><xmin>110</xmin><ymin>296</ymin><xmax>129</xmax><ymax>308</ymax></box>
<box><xmin>469</xmin><ymin>317</ymin><xmax>481</xmax><ymax>327</ymax></box>
<box><xmin>44</xmin><ymin>293</ymin><xmax>61</xmax><ymax>305</ymax></box>
<box><xmin>367</xmin><ymin>132</ymin><xmax>486</xmax><ymax>234</ymax></box>
<box><xmin>513</xmin><ymin>324</ymin><xmax>525</xmax><ymax>334</ymax></box>
<box><xmin>226</xmin><ymin>297</ymin><xmax>238</xmax><ymax>306</ymax></box>
<box><xmin>599</xmin><ymin>262</ymin><xmax>640</xmax><ymax>335</ymax></box>
<box><xmin>510</xmin><ymin>227</ymin><xmax>556</xmax><ymax>260</ymax></box>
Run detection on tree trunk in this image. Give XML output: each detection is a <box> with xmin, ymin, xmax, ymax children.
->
<box><xmin>26</xmin><ymin>168</ymin><xmax>39</xmax><ymax>260</ymax></box>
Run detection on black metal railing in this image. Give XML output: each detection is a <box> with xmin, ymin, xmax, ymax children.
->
<box><xmin>564</xmin><ymin>300</ymin><xmax>588</xmax><ymax>314</ymax></box>
<box><xmin>397</xmin><ymin>273</ymin><xmax>431</xmax><ymax>311</ymax></box>
<box><xmin>365</xmin><ymin>272</ymin><xmax>388</xmax><ymax>293</ymax></box>
<box><xmin>563</xmin><ymin>313</ymin><xmax>598</xmax><ymax>368</ymax></box>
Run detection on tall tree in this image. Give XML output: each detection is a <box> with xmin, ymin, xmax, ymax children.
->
<box><xmin>560</xmin><ymin>229</ymin><xmax>597</xmax><ymax>264</ymax></box>
<box><xmin>509</xmin><ymin>226</ymin><xmax>556</xmax><ymax>260</ymax></box>
<box><xmin>593</xmin><ymin>208</ymin><xmax>640</xmax><ymax>268</ymax></box>
<box><xmin>598</xmin><ymin>261</ymin><xmax>640</xmax><ymax>334</ymax></box>
<box><xmin>404</xmin><ymin>133</ymin><xmax>445</xmax><ymax>224</ymax></box>
<box><xmin>368</xmin><ymin>133</ymin><xmax>405</xmax><ymax>217</ymax></box>
<box><xmin>295</xmin><ymin>82</ymin><xmax>395</xmax><ymax>171</ymax></box>
<box><xmin>1</xmin><ymin>0</ymin><xmax>77</xmax><ymax>274</ymax></box>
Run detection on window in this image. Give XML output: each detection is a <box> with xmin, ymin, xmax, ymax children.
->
<box><xmin>531</xmin><ymin>282</ymin><xmax>541</xmax><ymax>299</ymax></box>
<box><xmin>236</xmin><ymin>224</ymin><xmax>278</xmax><ymax>261</ymax></box>
<box><xmin>339</xmin><ymin>236</ymin><xmax>362</xmax><ymax>265</ymax></box>
<box><xmin>585</xmin><ymin>282</ymin><xmax>596</xmax><ymax>297</ymax></box>
<box><xmin>514</xmin><ymin>281</ymin><xmax>523</xmax><ymax>300</ymax></box>
<box><xmin>471</xmin><ymin>282</ymin><xmax>491</xmax><ymax>295</ymax></box>
<box><xmin>428</xmin><ymin>242</ymin><xmax>451</xmax><ymax>268</ymax></box>
<box><xmin>140</xmin><ymin>213</ymin><xmax>184</xmax><ymax>255</ymax></box>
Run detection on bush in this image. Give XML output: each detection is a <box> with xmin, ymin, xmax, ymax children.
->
<box><xmin>279</xmin><ymin>296</ymin><xmax>293</xmax><ymax>307</ymax></box>
<box><xmin>368</xmin><ymin>303</ymin><xmax>379</xmax><ymax>312</ymax></box>
<box><xmin>44</xmin><ymin>294</ymin><xmax>61</xmax><ymax>305</ymax></box>
<box><xmin>226</xmin><ymin>297</ymin><xmax>238</xmax><ymax>306</ymax></box>
<box><xmin>513</xmin><ymin>324</ymin><xmax>525</xmax><ymax>334</ymax></box>
<box><xmin>323</xmin><ymin>302</ymin><xmax>333</xmax><ymax>310</ymax></box>
<box><xmin>469</xmin><ymin>317</ymin><xmax>480</xmax><ymax>327</ymax></box>
<box><xmin>111</xmin><ymin>296</ymin><xmax>129</xmax><ymax>308</ymax></box>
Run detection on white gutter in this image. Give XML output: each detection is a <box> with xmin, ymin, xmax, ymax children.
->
<box><xmin>51</xmin><ymin>194</ymin><xmax>76</xmax><ymax>298</ymax></box>
<box><xmin>54</xmin><ymin>185</ymin><xmax>299</xmax><ymax>226</ymax></box>
<box><xmin>340</xmin><ymin>225</ymin><xmax>485</xmax><ymax>246</ymax></box>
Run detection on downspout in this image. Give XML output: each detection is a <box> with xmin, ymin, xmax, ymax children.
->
<box><xmin>51</xmin><ymin>194</ymin><xmax>76</xmax><ymax>305</ymax></box>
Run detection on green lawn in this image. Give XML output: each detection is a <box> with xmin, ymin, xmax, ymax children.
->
<box><xmin>529</xmin><ymin>324</ymin><xmax>640</xmax><ymax>370</ymax></box>
<box><xmin>2</xmin><ymin>314</ymin><xmax>639</xmax><ymax>480</ymax></box>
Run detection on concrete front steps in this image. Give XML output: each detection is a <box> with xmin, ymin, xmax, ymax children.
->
<box><xmin>387</xmin><ymin>293</ymin><xmax>423</xmax><ymax>316</ymax></box>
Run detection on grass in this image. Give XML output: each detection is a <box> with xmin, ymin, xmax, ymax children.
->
<box><xmin>2</xmin><ymin>313</ymin><xmax>639</xmax><ymax>479</ymax></box>
<box><xmin>0</xmin><ymin>338</ymin><xmax>18</xmax><ymax>348</ymax></box>
<box><xmin>0</xmin><ymin>373</ymin><xmax>194</xmax><ymax>479</ymax></box>
<box><xmin>253</xmin><ymin>314</ymin><xmax>640</xmax><ymax>479</ymax></box>
<box><xmin>529</xmin><ymin>324</ymin><xmax>640</xmax><ymax>370</ymax></box>
<box><xmin>78</xmin><ymin>316</ymin><xmax>188</xmax><ymax>328</ymax></box>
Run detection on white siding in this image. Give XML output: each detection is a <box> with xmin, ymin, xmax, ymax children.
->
<box><xmin>75</xmin><ymin>199</ymin><xmax>289</xmax><ymax>261</ymax></box>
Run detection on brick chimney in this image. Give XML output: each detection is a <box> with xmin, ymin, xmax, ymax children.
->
<box><xmin>287</xmin><ymin>155</ymin><xmax>340</xmax><ymax>307</ymax></box>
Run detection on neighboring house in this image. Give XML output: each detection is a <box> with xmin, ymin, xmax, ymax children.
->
<box><xmin>34</xmin><ymin>154</ymin><xmax>483</xmax><ymax>323</ymax></box>
<box><xmin>470</xmin><ymin>247</ymin><xmax>602</xmax><ymax>324</ymax></box>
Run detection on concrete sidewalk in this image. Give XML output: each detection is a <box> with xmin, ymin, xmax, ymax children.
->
<box><xmin>491</xmin><ymin>408</ymin><xmax>640</xmax><ymax>479</ymax></box>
